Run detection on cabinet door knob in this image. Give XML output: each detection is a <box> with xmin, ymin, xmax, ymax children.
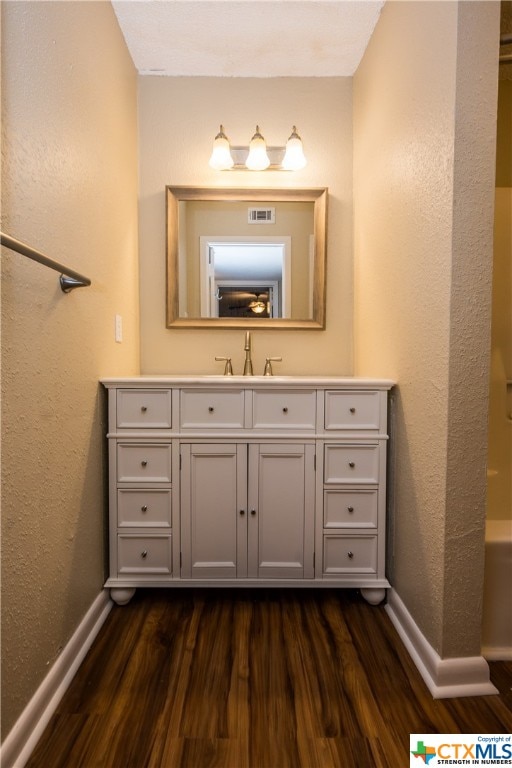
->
<box><xmin>141</xmin><ymin>505</ymin><xmax>148</xmax><ymax>512</ymax></box>
<box><xmin>349</xmin><ymin>407</ymin><xmax>356</xmax><ymax>414</ymax></box>
<box><xmin>208</xmin><ymin>406</ymin><xmax>214</xmax><ymax>413</ymax></box>
<box><xmin>141</xmin><ymin>460</ymin><xmax>148</xmax><ymax>467</ymax></box>
<box><xmin>239</xmin><ymin>509</ymin><xmax>245</xmax><ymax>516</ymax></box>
<box><xmin>141</xmin><ymin>550</ymin><xmax>148</xmax><ymax>559</ymax></box>
<box><xmin>282</xmin><ymin>407</ymin><xmax>288</xmax><ymax>413</ymax></box>
<box><xmin>347</xmin><ymin>506</ymin><xmax>354</xmax><ymax>513</ymax></box>
<box><xmin>141</xmin><ymin>406</ymin><xmax>147</xmax><ymax>412</ymax></box>
<box><xmin>347</xmin><ymin>551</ymin><xmax>354</xmax><ymax>559</ymax></box>
<box><xmin>348</xmin><ymin>461</ymin><xmax>355</xmax><ymax>468</ymax></box>
<box><xmin>250</xmin><ymin>509</ymin><xmax>256</xmax><ymax>516</ymax></box>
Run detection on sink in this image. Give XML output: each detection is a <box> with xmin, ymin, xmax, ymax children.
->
<box><xmin>196</xmin><ymin>375</ymin><xmax>320</xmax><ymax>383</ymax></box>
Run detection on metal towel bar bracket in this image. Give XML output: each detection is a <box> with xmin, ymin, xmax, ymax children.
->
<box><xmin>0</xmin><ymin>232</ymin><xmax>91</xmax><ymax>292</ymax></box>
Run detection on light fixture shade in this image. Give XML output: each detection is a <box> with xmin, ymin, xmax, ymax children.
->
<box><xmin>282</xmin><ymin>126</ymin><xmax>307</xmax><ymax>171</ymax></box>
<box><xmin>246</xmin><ymin>126</ymin><xmax>270</xmax><ymax>171</ymax></box>
<box><xmin>209</xmin><ymin>125</ymin><xmax>234</xmax><ymax>170</ymax></box>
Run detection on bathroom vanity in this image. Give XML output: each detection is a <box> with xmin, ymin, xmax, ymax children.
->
<box><xmin>101</xmin><ymin>376</ymin><xmax>394</xmax><ymax>605</ymax></box>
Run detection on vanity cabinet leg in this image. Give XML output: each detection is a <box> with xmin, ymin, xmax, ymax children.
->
<box><xmin>360</xmin><ymin>587</ymin><xmax>386</xmax><ymax>606</ymax></box>
<box><xmin>110</xmin><ymin>587</ymin><xmax>136</xmax><ymax>605</ymax></box>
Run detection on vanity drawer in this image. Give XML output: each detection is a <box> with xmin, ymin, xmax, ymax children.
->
<box><xmin>117</xmin><ymin>489</ymin><xmax>172</xmax><ymax>527</ymax></box>
<box><xmin>252</xmin><ymin>389</ymin><xmax>316</xmax><ymax>429</ymax></box>
<box><xmin>324</xmin><ymin>444</ymin><xmax>379</xmax><ymax>484</ymax></box>
<box><xmin>324</xmin><ymin>390</ymin><xmax>380</xmax><ymax>430</ymax></box>
<box><xmin>117</xmin><ymin>444</ymin><xmax>172</xmax><ymax>483</ymax></box>
<box><xmin>324</xmin><ymin>490</ymin><xmax>378</xmax><ymax>528</ymax></box>
<box><xmin>180</xmin><ymin>389</ymin><xmax>245</xmax><ymax>429</ymax></box>
<box><xmin>118</xmin><ymin>534</ymin><xmax>172</xmax><ymax>574</ymax></box>
<box><xmin>117</xmin><ymin>389</ymin><xmax>172</xmax><ymax>429</ymax></box>
<box><xmin>323</xmin><ymin>535</ymin><xmax>378</xmax><ymax>575</ymax></box>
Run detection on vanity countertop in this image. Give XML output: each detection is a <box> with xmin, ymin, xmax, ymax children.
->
<box><xmin>101</xmin><ymin>375</ymin><xmax>395</xmax><ymax>390</ymax></box>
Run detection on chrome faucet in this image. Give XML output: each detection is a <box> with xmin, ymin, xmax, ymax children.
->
<box><xmin>243</xmin><ymin>332</ymin><xmax>253</xmax><ymax>376</ymax></box>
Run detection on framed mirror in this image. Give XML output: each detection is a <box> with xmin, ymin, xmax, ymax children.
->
<box><xmin>166</xmin><ymin>186</ymin><xmax>327</xmax><ymax>329</ymax></box>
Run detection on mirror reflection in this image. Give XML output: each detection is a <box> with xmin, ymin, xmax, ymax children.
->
<box><xmin>205</xmin><ymin>239</ymin><xmax>288</xmax><ymax>318</ymax></box>
<box><xmin>166</xmin><ymin>187</ymin><xmax>327</xmax><ymax>329</ymax></box>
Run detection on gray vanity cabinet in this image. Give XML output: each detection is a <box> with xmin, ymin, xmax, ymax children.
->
<box><xmin>102</xmin><ymin>376</ymin><xmax>393</xmax><ymax>606</ymax></box>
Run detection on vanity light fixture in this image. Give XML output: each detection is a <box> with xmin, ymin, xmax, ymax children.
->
<box><xmin>208</xmin><ymin>125</ymin><xmax>307</xmax><ymax>171</ymax></box>
<box><xmin>245</xmin><ymin>126</ymin><xmax>270</xmax><ymax>171</ymax></box>
<box><xmin>208</xmin><ymin>125</ymin><xmax>234</xmax><ymax>170</ymax></box>
<box><xmin>282</xmin><ymin>126</ymin><xmax>307</xmax><ymax>171</ymax></box>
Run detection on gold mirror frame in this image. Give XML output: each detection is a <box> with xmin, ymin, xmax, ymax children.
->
<box><xmin>166</xmin><ymin>186</ymin><xmax>327</xmax><ymax>329</ymax></box>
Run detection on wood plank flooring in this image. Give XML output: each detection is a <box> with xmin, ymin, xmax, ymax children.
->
<box><xmin>26</xmin><ymin>589</ymin><xmax>512</xmax><ymax>768</ymax></box>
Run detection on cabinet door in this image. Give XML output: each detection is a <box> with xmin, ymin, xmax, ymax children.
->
<box><xmin>180</xmin><ymin>444</ymin><xmax>247</xmax><ymax>579</ymax></box>
<box><xmin>248</xmin><ymin>443</ymin><xmax>315</xmax><ymax>579</ymax></box>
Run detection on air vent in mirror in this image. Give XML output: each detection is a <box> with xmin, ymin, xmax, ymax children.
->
<box><xmin>248</xmin><ymin>207</ymin><xmax>275</xmax><ymax>224</ymax></box>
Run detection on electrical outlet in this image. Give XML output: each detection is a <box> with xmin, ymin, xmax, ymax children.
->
<box><xmin>115</xmin><ymin>314</ymin><xmax>123</xmax><ymax>343</ymax></box>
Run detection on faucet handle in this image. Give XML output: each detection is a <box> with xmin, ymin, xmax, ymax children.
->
<box><xmin>263</xmin><ymin>357</ymin><xmax>282</xmax><ymax>376</ymax></box>
<box><xmin>215</xmin><ymin>356</ymin><xmax>234</xmax><ymax>375</ymax></box>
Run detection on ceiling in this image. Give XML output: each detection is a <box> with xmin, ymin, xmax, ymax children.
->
<box><xmin>111</xmin><ymin>1</ymin><xmax>385</xmax><ymax>77</ymax></box>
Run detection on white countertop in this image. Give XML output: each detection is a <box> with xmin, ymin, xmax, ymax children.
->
<box><xmin>101</xmin><ymin>375</ymin><xmax>395</xmax><ymax>389</ymax></box>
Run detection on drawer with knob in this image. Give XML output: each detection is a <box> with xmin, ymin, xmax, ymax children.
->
<box><xmin>117</xmin><ymin>444</ymin><xmax>172</xmax><ymax>483</ymax></box>
<box><xmin>118</xmin><ymin>534</ymin><xmax>172</xmax><ymax>574</ymax></box>
<box><xmin>252</xmin><ymin>389</ymin><xmax>316</xmax><ymax>429</ymax></box>
<box><xmin>117</xmin><ymin>389</ymin><xmax>172</xmax><ymax>429</ymax></box>
<box><xmin>180</xmin><ymin>389</ymin><xmax>245</xmax><ymax>429</ymax></box>
<box><xmin>117</xmin><ymin>489</ymin><xmax>172</xmax><ymax>527</ymax></box>
<box><xmin>324</xmin><ymin>444</ymin><xmax>379</xmax><ymax>484</ymax></box>
<box><xmin>324</xmin><ymin>391</ymin><xmax>380</xmax><ymax>431</ymax></box>
<box><xmin>323</xmin><ymin>489</ymin><xmax>378</xmax><ymax>528</ymax></box>
<box><xmin>323</xmin><ymin>534</ymin><xmax>378</xmax><ymax>575</ymax></box>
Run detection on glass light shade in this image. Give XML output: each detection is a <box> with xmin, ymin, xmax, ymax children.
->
<box><xmin>282</xmin><ymin>126</ymin><xmax>307</xmax><ymax>171</ymax></box>
<box><xmin>246</xmin><ymin>126</ymin><xmax>270</xmax><ymax>171</ymax></box>
<box><xmin>209</xmin><ymin>126</ymin><xmax>234</xmax><ymax>170</ymax></box>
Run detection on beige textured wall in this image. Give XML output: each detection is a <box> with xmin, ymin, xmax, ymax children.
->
<box><xmin>1</xmin><ymin>1</ymin><xmax>139</xmax><ymax>739</ymax></box>
<box><xmin>441</xmin><ymin>2</ymin><xmax>499</xmax><ymax>656</ymax></box>
<box><xmin>354</xmin><ymin>1</ymin><xmax>499</xmax><ymax>657</ymax></box>
<box><xmin>139</xmin><ymin>77</ymin><xmax>353</xmax><ymax>376</ymax></box>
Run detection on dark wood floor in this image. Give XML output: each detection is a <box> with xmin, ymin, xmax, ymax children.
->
<box><xmin>27</xmin><ymin>589</ymin><xmax>512</xmax><ymax>768</ymax></box>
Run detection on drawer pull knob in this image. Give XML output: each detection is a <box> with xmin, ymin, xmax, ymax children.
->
<box><xmin>141</xmin><ymin>550</ymin><xmax>148</xmax><ymax>559</ymax></box>
<box><xmin>349</xmin><ymin>461</ymin><xmax>355</xmax><ymax>468</ymax></box>
<box><xmin>240</xmin><ymin>509</ymin><xmax>245</xmax><ymax>516</ymax></box>
<box><xmin>347</xmin><ymin>506</ymin><xmax>354</xmax><ymax>513</ymax></box>
<box><xmin>282</xmin><ymin>407</ymin><xmax>288</xmax><ymax>413</ymax></box>
<box><xmin>141</xmin><ymin>460</ymin><xmax>148</xmax><ymax>467</ymax></box>
<box><xmin>347</xmin><ymin>551</ymin><xmax>354</xmax><ymax>559</ymax></box>
<box><xmin>141</xmin><ymin>406</ymin><xmax>147</xmax><ymax>412</ymax></box>
<box><xmin>141</xmin><ymin>505</ymin><xmax>148</xmax><ymax>512</ymax></box>
<box><xmin>208</xmin><ymin>406</ymin><xmax>214</xmax><ymax>413</ymax></box>
<box><xmin>349</xmin><ymin>407</ymin><xmax>356</xmax><ymax>413</ymax></box>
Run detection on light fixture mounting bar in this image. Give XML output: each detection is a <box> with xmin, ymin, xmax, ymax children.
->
<box><xmin>229</xmin><ymin>146</ymin><xmax>286</xmax><ymax>170</ymax></box>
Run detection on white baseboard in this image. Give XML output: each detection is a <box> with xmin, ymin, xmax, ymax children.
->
<box><xmin>482</xmin><ymin>646</ymin><xmax>512</xmax><ymax>661</ymax></box>
<box><xmin>385</xmin><ymin>588</ymin><xmax>499</xmax><ymax>699</ymax></box>
<box><xmin>0</xmin><ymin>590</ymin><xmax>112</xmax><ymax>768</ymax></box>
